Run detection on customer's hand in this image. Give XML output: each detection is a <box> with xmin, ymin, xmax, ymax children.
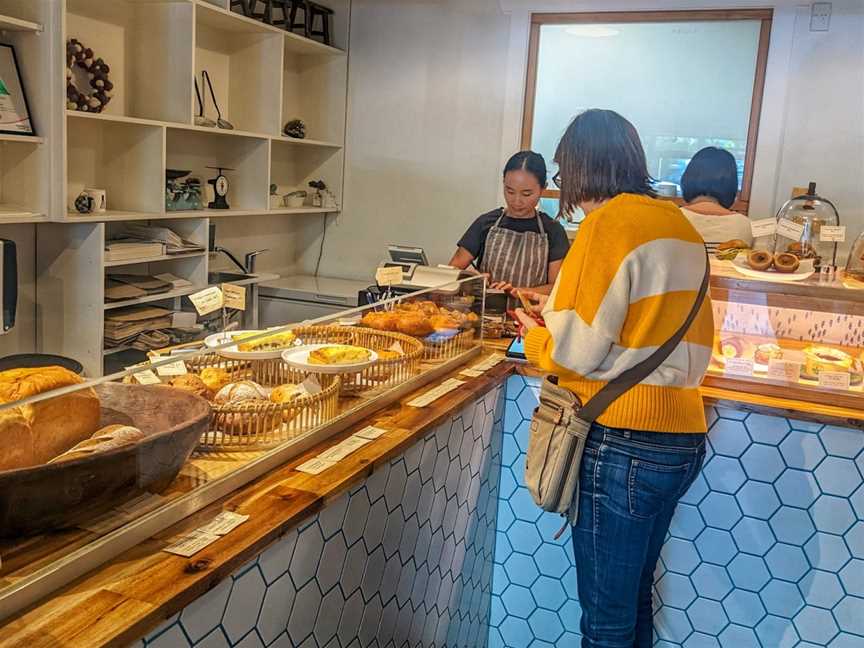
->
<box><xmin>517</xmin><ymin>290</ymin><xmax>548</xmax><ymax>315</ymax></box>
<box><xmin>514</xmin><ymin>308</ymin><xmax>540</xmax><ymax>332</ymax></box>
<box><xmin>489</xmin><ymin>280</ymin><xmax>514</xmax><ymax>293</ymax></box>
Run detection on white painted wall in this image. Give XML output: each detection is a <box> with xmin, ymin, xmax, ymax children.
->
<box><xmin>305</xmin><ymin>0</ymin><xmax>864</xmax><ymax>280</ymax></box>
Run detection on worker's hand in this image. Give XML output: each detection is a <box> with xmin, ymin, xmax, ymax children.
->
<box><xmin>514</xmin><ymin>308</ymin><xmax>540</xmax><ymax>332</ymax></box>
<box><xmin>489</xmin><ymin>280</ymin><xmax>514</xmax><ymax>293</ymax></box>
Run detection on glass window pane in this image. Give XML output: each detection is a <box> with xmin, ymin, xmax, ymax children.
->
<box><xmin>530</xmin><ymin>20</ymin><xmax>761</xmax><ymax>193</ymax></box>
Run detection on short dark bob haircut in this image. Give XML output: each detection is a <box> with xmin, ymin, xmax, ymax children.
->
<box><xmin>504</xmin><ymin>150</ymin><xmax>547</xmax><ymax>189</ymax></box>
<box><xmin>554</xmin><ymin>109</ymin><xmax>654</xmax><ymax>215</ymax></box>
<box><xmin>681</xmin><ymin>147</ymin><xmax>739</xmax><ymax>209</ymax></box>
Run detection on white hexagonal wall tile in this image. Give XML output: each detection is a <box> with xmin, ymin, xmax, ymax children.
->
<box><xmin>257</xmin><ymin>571</ymin><xmax>297</xmax><ymax>645</ymax></box>
<box><xmin>384</xmin><ymin>461</ymin><xmax>408</xmax><ymax>512</ymax></box>
<box><xmin>179</xmin><ymin>577</ymin><xmax>232</xmax><ymax>642</ymax></box>
<box><xmin>363</xmin><ymin>498</ymin><xmax>388</xmax><ymax>550</ymax></box>
<box><xmin>342</xmin><ymin>492</ymin><xmax>371</xmax><ymax>548</ymax></box>
<box><xmin>382</xmin><ymin>508</ymin><xmax>404</xmax><ymax>559</ymax></box>
<box><xmin>403</xmin><ymin>438</ymin><xmax>423</xmax><ymax>474</ymax></box>
<box><xmin>193</xmin><ymin>628</ymin><xmax>231</xmax><ymax>648</ymax></box>
<box><xmin>289</xmin><ymin>525</ymin><xmax>325</xmax><ymax>589</ymax></box>
<box><xmin>222</xmin><ymin>567</ymin><xmax>266</xmax><ymax>644</ymax></box>
<box><xmin>287</xmin><ymin>581</ymin><xmax>322</xmax><ymax>645</ymax></box>
<box><xmin>317</xmin><ymin>492</ymin><xmax>348</xmax><ymax>539</ymax></box>
<box><xmin>313</xmin><ymin>586</ymin><xmax>344</xmax><ymax>646</ymax></box>
<box><xmin>147</xmin><ymin>624</ymin><xmax>190</xmax><ymax>648</ymax></box>
<box><xmin>258</xmin><ymin>530</ymin><xmax>298</xmax><ymax>585</ymax></box>
<box><xmin>358</xmin><ymin>594</ymin><xmax>384</xmax><ymax>646</ymax></box>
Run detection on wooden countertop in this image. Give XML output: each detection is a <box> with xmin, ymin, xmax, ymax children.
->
<box><xmin>0</xmin><ymin>352</ymin><xmax>514</xmax><ymax>648</ymax></box>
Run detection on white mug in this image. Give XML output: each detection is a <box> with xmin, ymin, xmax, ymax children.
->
<box><xmin>83</xmin><ymin>188</ymin><xmax>107</xmax><ymax>212</ymax></box>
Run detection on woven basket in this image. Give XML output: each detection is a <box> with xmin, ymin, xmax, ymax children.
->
<box><xmin>288</xmin><ymin>325</ymin><xmax>424</xmax><ymax>395</ymax></box>
<box><xmin>181</xmin><ymin>357</ymin><xmax>342</xmax><ymax>451</ymax></box>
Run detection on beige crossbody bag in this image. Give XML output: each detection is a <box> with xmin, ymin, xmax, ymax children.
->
<box><xmin>525</xmin><ymin>255</ymin><xmax>709</xmax><ymax>527</ymax></box>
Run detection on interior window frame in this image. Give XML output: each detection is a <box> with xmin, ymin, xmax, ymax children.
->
<box><xmin>521</xmin><ymin>9</ymin><xmax>774</xmax><ymax>214</ymax></box>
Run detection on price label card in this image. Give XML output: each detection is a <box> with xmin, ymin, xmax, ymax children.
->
<box><xmin>776</xmin><ymin>219</ymin><xmax>806</xmax><ymax>240</ymax></box>
<box><xmin>389</xmin><ymin>341</ymin><xmax>405</xmax><ymax>355</ymax></box>
<box><xmin>407</xmin><ymin>378</ymin><xmax>465</xmax><ymax>407</ymax></box>
<box><xmin>724</xmin><ymin>358</ymin><xmax>754</xmax><ymax>377</ymax></box>
<box><xmin>460</xmin><ymin>368</ymin><xmax>484</xmax><ymax>378</ymax></box>
<box><xmin>300</xmin><ymin>375</ymin><xmax>322</xmax><ymax>396</ymax></box>
<box><xmin>355</xmin><ymin>426</ymin><xmax>388</xmax><ymax>441</ymax></box>
<box><xmin>295</xmin><ymin>457</ymin><xmax>336</xmax><ymax>475</ymax></box>
<box><xmin>375</xmin><ymin>266</ymin><xmax>403</xmax><ymax>286</ymax></box>
<box><xmin>163</xmin><ymin>530</ymin><xmax>221</xmax><ymax>557</ymax></box>
<box><xmin>155</xmin><ymin>359</ymin><xmax>188</xmax><ymax>377</ymax></box>
<box><xmin>129</xmin><ymin>368</ymin><xmax>161</xmax><ymax>385</ymax></box>
<box><xmin>197</xmin><ymin>511</ymin><xmax>249</xmax><ymax>536</ymax></box>
<box><xmin>222</xmin><ymin>283</ymin><xmax>246</xmax><ymax>311</ymax></box>
<box><xmin>189</xmin><ymin>286</ymin><xmax>224</xmax><ymax>316</ymax></box>
<box><xmin>767</xmin><ymin>359</ymin><xmax>802</xmax><ymax>381</ymax></box>
<box><xmin>750</xmin><ymin>218</ymin><xmax>777</xmax><ymax>238</ymax></box>
<box><xmin>819</xmin><ymin>371</ymin><xmax>851</xmax><ymax>390</ymax></box>
<box><xmin>820</xmin><ymin>225</ymin><xmax>846</xmax><ymax>243</ymax></box>
<box><xmin>318</xmin><ymin>436</ymin><xmax>372</xmax><ymax>462</ymax></box>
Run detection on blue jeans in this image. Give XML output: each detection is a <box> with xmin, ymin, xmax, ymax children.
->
<box><xmin>572</xmin><ymin>423</ymin><xmax>706</xmax><ymax>648</ymax></box>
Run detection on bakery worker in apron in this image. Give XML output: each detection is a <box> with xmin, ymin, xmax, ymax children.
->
<box><xmin>449</xmin><ymin>151</ymin><xmax>570</xmax><ymax>295</ymax></box>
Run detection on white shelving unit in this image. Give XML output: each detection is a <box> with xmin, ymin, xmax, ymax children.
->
<box><xmin>7</xmin><ymin>0</ymin><xmax>352</xmax><ymax>375</ymax></box>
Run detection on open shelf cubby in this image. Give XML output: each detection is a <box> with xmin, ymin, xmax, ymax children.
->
<box><xmin>65</xmin><ymin>0</ymin><xmax>194</xmax><ymax>124</ymax></box>
<box><xmin>195</xmin><ymin>3</ymin><xmax>284</xmax><ymax>135</ymax></box>
<box><xmin>67</xmin><ymin>114</ymin><xmax>164</xmax><ymax>216</ymax></box>
<box><xmin>167</xmin><ymin>127</ymin><xmax>270</xmax><ymax>212</ymax></box>
<box><xmin>271</xmin><ymin>138</ymin><xmax>344</xmax><ymax>207</ymax></box>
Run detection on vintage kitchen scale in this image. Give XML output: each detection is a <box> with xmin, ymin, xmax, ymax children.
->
<box><xmin>206</xmin><ymin>166</ymin><xmax>233</xmax><ymax>210</ymax></box>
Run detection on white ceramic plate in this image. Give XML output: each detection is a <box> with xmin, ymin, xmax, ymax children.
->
<box><xmin>731</xmin><ymin>256</ymin><xmax>815</xmax><ymax>282</ymax></box>
<box><xmin>204</xmin><ymin>329</ymin><xmax>300</xmax><ymax>360</ymax></box>
<box><xmin>281</xmin><ymin>344</ymin><xmax>378</xmax><ymax>374</ymax></box>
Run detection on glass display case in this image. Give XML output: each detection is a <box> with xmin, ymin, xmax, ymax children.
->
<box><xmin>707</xmin><ymin>259</ymin><xmax>864</xmax><ymax>409</ymax></box>
<box><xmin>772</xmin><ymin>182</ymin><xmax>841</xmax><ymax>269</ymax></box>
<box><xmin>0</xmin><ymin>276</ymin><xmax>485</xmax><ymax>619</ymax></box>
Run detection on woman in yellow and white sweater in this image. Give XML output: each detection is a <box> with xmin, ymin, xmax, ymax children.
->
<box><xmin>515</xmin><ymin>110</ymin><xmax>713</xmax><ymax>648</ymax></box>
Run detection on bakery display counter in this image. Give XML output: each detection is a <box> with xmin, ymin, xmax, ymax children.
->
<box><xmin>0</xmin><ymin>276</ymin><xmax>487</xmax><ymax>626</ymax></box>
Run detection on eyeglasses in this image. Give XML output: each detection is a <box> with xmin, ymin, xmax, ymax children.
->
<box><xmin>552</xmin><ymin>172</ymin><xmax>562</xmax><ymax>189</ymax></box>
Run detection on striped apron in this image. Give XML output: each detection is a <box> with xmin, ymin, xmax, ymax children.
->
<box><xmin>479</xmin><ymin>209</ymin><xmax>550</xmax><ymax>290</ymax></box>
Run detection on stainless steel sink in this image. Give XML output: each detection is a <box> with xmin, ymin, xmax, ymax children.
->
<box><xmin>207</xmin><ymin>271</ymin><xmax>254</xmax><ymax>284</ymax></box>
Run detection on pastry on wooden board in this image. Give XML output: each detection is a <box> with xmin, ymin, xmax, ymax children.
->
<box><xmin>0</xmin><ymin>366</ymin><xmax>100</xmax><ymax>471</ymax></box>
<box><xmin>49</xmin><ymin>424</ymin><xmax>146</xmax><ymax>463</ymax></box>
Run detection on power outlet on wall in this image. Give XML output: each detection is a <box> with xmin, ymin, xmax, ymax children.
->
<box><xmin>810</xmin><ymin>2</ymin><xmax>831</xmax><ymax>32</ymax></box>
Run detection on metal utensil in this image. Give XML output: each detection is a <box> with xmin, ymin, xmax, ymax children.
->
<box><xmin>202</xmin><ymin>70</ymin><xmax>234</xmax><ymax>130</ymax></box>
<box><xmin>194</xmin><ymin>77</ymin><xmax>216</xmax><ymax>128</ymax></box>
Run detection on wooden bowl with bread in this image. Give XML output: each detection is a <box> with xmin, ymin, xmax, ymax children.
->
<box><xmin>0</xmin><ymin>367</ymin><xmax>211</xmax><ymax>536</ymax></box>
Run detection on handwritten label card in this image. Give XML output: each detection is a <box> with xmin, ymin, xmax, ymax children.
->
<box><xmin>767</xmin><ymin>359</ymin><xmax>802</xmax><ymax>382</ymax></box>
<box><xmin>189</xmin><ymin>286</ymin><xmax>224</xmax><ymax>316</ymax></box>
<box><xmin>295</xmin><ymin>457</ymin><xmax>336</xmax><ymax>475</ymax></box>
<box><xmin>776</xmin><ymin>219</ymin><xmax>806</xmax><ymax>241</ymax></box>
<box><xmin>127</xmin><ymin>366</ymin><xmax>161</xmax><ymax>385</ymax></box>
<box><xmin>355</xmin><ymin>426</ymin><xmax>388</xmax><ymax>441</ymax></box>
<box><xmin>724</xmin><ymin>358</ymin><xmax>754</xmax><ymax>377</ymax></box>
<box><xmin>407</xmin><ymin>378</ymin><xmax>465</xmax><ymax>407</ymax></box>
<box><xmin>750</xmin><ymin>218</ymin><xmax>777</xmax><ymax>238</ymax></box>
<box><xmin>375</xmin><ymin>266</ymin><xmax>403</xmax><ymax>286</ymax></box>
<box><xmin>819</xmin><ymin>371</ymin><xmax>851</xmax><ymax>390</ymax></box>
<box><xmin>155</xmin><ymin>359</ymin><xmax>188</xmax><ymax>377</ymax></box>
<box><xmin>820</xmin><ymin>226</ymin><xmax>846</xmax><ymax>243</ymax></box>
<box><xmin>197</xmin><ymin>511</ymin><xmax>249</xmax><ymax>536</ymax></box>
<box><xmin>222</xmin><ymin>283</ymin><xmax>246</xmax><ymax>311</ymax></box>
<box><xmin>163</xmin><ymin>530</ymin><xmax>221</xmax><ymax>557</ymax></box>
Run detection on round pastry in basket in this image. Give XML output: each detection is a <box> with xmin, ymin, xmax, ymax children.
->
<box><xmin>214</xmin><ymin>380</ymin><xmax>269</xmax><ymax>404</ymax></box>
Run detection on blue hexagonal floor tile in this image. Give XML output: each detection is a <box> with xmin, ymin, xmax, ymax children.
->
<box><xmin>699</xmin><ymin>492</ymin><xmax>742</xmax><ymax>530</ymax></box>
<box><xmin>692</xmin><ymin>563</ymin><xmax>733</xmax><ymax>601</ymax></box>
<box><xmin>743</xmin><ymin>414</ymin><xmax>790</xmax><ymax>445</ymax></box>
<box><xmin>780</xmin><ymin>431</ymin><xmax>826</xmax><ymax>471</ymax></box>
<box><xmin>839</xmin><ymin>558</ymin><xmax>864</xmax><ymax>596</ymax></box>
<box><xmin>815</xmin><ymin>457</ymin><xmax>861</xmax><ymax>497</ymax></box>
<box><xmin>723</xmin><ymin>589</ymin><xmax>765</xmax><ymax>627</ymax></box>
<box><xmin>820</xmin><ymin>425</ymin><xmax>864</xmax><ymax>458</ymax></box>
<box><xmin>804</xmin><ymin>532</ymin><xmax>852</xmax><ymax>573</ymax></box>
<box><xmin>769</xmin><ymin>506</ymin><xmax>815</xmax><ymax>545</ymax></box>
<box><xmin>527</xmin><ymin>607</ymin><xmax>565</xmax><ymax>644</ymax></box>
<box><xmin>755</xmin><ymin>614</ymin><xmax>799</xmax><ymax>648</ymax></box>
<box><xmin>735</xmin><ymin>481</ymin><xmax>781</xmax><ymax>520</ymax></box>
<box><xmin>695</xmin><ymin>528</ymin><xmax>737</xmax><ymax>566</ymax></box>
<box><xmin>810</xmin><ymin>495</ymin><xmax>856</xmax><ymax>535</ymax></box>
<box><xmin>718</xmin><ymin>623</ymin><xmax>760</xmax><ymax>647</ymax></box>
<box><xmin>793</xmin><ymin>605</ymin><xmax>840</xmax><ymax>645</ymax></box>
<box><xmin>732</xmin><ymin>517</ymin><xmax>776</xmax><ymax>556</ymax></box>
<box><xmin>775</xmin><ymin>469</ymin><xmax>821</xmax><ymax>509</ymax></box>
<box><xmin>760</xmin><ymin>579</ymin><xmax>805</xmax><ymax>618</ymax></box>
<box><xmin>741</xmin><ymin>444</ymin><xmax>785</xmax><ymax>482</ymax></box>
<box><xmin>708</xmin><ymin>419</ymin><xmax>751</xmax><ymax>457</ymax></box>
<box><xmin>500</xmin><ymin>584</ymin><xmax>536</xmax><ymax>619</ymax></box>
<box><xmin>532</xmin><ymin>543</ymin><xmax>570</xmax><ymax>579</ymax></box>
<box><xmin>833</xmin><ymin>596</ymin><xmax>864</xmax><ymax>636</ymax></box>
<box><xmin>727</xmin><ymin>553</ymin><xmax>770</xmax><ymax>592</ymax></box>
<box><xmin>670</xmin><ymin>503</ymin><xmax>706</xmax><ymax>541</ymax></box>
<box><xmin>503</xmin><ymin>553</ymin><xmax>540</xmax><ymax>588</ymax></box>
<box><xmin>766</xmin><ymin>543</ymin><xmax>810</xmax><ymax>582</ymax></box>
<box><xmin>686</xmin><ymin>597</ymin><xmax>728</xmax><ymax>635</ymax></box>
<box><xmin>531</xmin><ymin>575</ymin><xmax>566</xmax><ymax>612</ymax></box>
<box><xmin>655</xmin><ymin>606</ymin><xmax>694</xmax><ymax>643</ymax></box>
<box><xmin>661</xmin><ymin>537</ymin><xmax>701</xmax><ymax>575</ymax></box>
<box><xmin>703</xmin><ymin>456</ymin><xmax>746</xmax><ymax>494</ymax></box>
<box><xmin>799</xmin><ymin>570</ymin><xmax>844</xmax><ymax>609</ymax></box>
<box><xmin>657</xmin><ymin>572</ymin><xmax>697</xmax><ymax>609</ymax></box>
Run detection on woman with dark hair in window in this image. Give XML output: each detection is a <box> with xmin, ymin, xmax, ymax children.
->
<box><xmin>515</xmin><ymin>110</ymin><xmax>712</xmax><ymax>648</ymax></box>
<box><xmin>680</xmin><ymin>146</ymin><xmax>753</xmax><ymax>246</ymax></box>
<box><xmin>449</xmin><ymin>151</ymin><xmax>569</xmax><ymax>295</ymax></box>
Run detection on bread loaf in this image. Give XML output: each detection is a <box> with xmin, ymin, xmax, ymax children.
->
<box><xmin>49</xmin><ymin>424</ymin><xmax>145</xmax><ymax>463</ymax></box>
<box><xmin>0</xmin><ymin>366</ymin><xmax>101</xmax><ymax>471</ymax></box>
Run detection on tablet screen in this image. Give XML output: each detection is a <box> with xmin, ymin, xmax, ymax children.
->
<box><xmin>506</xmin><ymin>336</ymin><xmax>526</xmax><ymax>360</ymax></box>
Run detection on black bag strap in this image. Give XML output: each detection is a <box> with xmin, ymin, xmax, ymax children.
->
<box><xmin>576</xmin><ymin>252</ymin><xmax>710</xmax><ymax>423</ymax></box>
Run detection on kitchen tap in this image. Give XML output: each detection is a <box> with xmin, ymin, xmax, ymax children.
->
<box><xmin>212</xmin><ymin>246</ymin><xmax>247</xmax><ymax>273</ymax></box>
<box><xmin>244</xmin><ymin>249</ymin><xmax>269</xmax><ymax>273</ymax></box>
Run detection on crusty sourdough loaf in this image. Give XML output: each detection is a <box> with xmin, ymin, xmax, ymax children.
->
<box><xmin>0</xmin><ymin>366</ymin><xmax>101</xmax><ymax>471</ymax></box>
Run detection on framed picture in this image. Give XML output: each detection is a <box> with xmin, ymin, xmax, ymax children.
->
<box><xmin>0</xmin><ymin>44</ymin><xmax>34</xmax><ymax>136</ymax></box>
